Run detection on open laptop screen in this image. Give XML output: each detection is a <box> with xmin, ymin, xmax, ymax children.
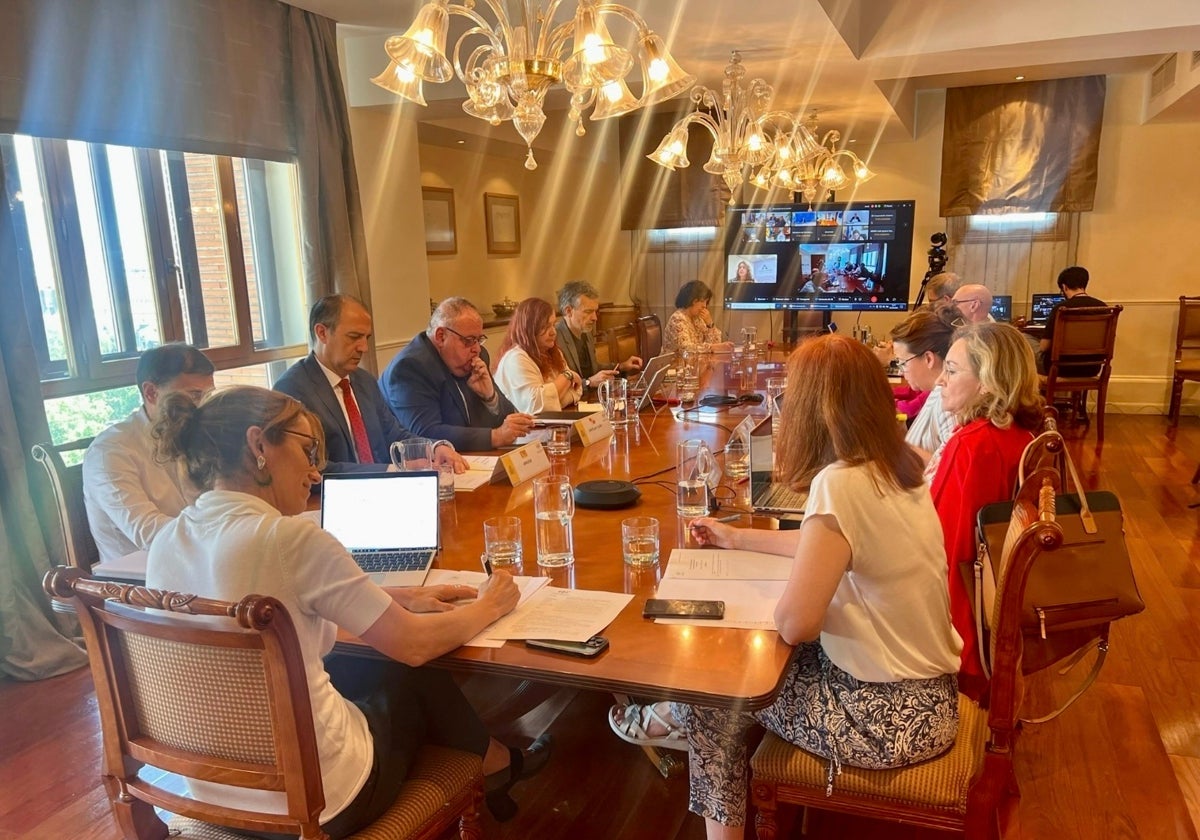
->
<box><xmin>321</xmin><ymin>472</ymin><xmax>439</xmax><ymax>551</ymax></box>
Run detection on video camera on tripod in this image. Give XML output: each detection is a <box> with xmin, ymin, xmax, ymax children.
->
<box><xmin>913</xmin><ymin>232</ymin><xmax>949</xmax><ymax>307</ymax></box>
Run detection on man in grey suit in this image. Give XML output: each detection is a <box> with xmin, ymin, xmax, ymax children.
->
<box><xmin>274</xmin><ymin>295</ymin><xmax>464</xmax><ymax>473</ymax></box>
<box><xmin>554</xmin><ymin>281</ymin><xmax>643</xmax><ymax>391</ymax></box>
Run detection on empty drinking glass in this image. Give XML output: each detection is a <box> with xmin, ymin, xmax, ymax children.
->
<box><xmin>533</xmin><ymin>476</ymin><xmax>575</xmax><ymax>567</ymax></box>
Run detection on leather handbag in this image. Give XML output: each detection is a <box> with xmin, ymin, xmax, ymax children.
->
<box><xmin>972</xmin><ymin>430</ymin><xmax>1145</xmax><ymax>720</ymax></box>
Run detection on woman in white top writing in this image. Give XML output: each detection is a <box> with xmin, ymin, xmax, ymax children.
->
<box><xmin>494</xmin><ymin>297</ymin><xmax>582</xmax><ymax>413</ymax></box>
<box><xmin>145</xmin><ymin>386</ymin><xmax>550</xmax><ymax>834</ymax></box>
<box><xmin>608</xmin><ymin>336</ymin><xmax>962</xmax><ymax>840</ymax></box>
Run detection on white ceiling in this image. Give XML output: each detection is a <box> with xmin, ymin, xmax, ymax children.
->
<box><xmin>287</xmin><ymin>0</ymin><xmax>1200</xmax><ymax>143</ymax></box>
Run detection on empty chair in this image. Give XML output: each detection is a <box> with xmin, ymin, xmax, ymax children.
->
<box><xmin>43</xmin><ymin>568</ymin><xmax>484</xmax><ymax>840</ymax></box>
<box><xmin>749</xmin><ymin>463</ymin><xmax>1066</xmax><ymax>839</ymax></box>
<box><xmin>1168</xmin><ymin>296</ymin><xmax>1200</xmax><ymax>425</ymax></box>
<box><xmin>30</xmin><ymin>438</ymin><xmax>98</xmax><ymax>574</ymax></box>
<box><xmin>1038</xmin><ymin>305</ymin><xmax>1122</xmax><ymax>439</ymax></box>
<box><xmin>610</xmin><ymin>324</ymin><xmax>639</xmax><ymax>369</ymax></box>
<box><xmin>635</xmin><ymin>314</ymin><xmax>663</xmax><ymax>360</ymax></box>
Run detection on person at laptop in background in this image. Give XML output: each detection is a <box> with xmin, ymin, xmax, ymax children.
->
<box><xmin>1038</xmin><ymin>265</ymin><xmax>1106</xmax><ymax>375</ymax></box>
<box><xmin>890</xmin><ymin>309</ymin><xmax>959</xmax><ymax>469</ymax></box>
<box><xmin>554</xmin><ymin>280</ymin><xmax>643</xmax><ymax>392</ymax></box>
<box><xmin>275</xmin><ymin>295</ymin><xmax>465</xmax><ymax>474</ymax></box>
<box><xmin>613</xmin><ymin>335</ymin><xmax>961</xmax><ymax>840</ymax></box>
<box><xmin>663</xmin><ymin>280</ymin><xmax>735</xmax><ymax>354</ymax></box>
<box><xmin>929</xmin><ymin>322</ymin><xmax>1044</xmax><ymax>699</ymax></box>
<box><xmin>949</xmin><ymin>284</ymin><xmax>995</xmax><ymax>325</ymax></box>
<box><xmin>494</xmin><ymin>297</ymin><xmax>583</xmax><ymax>413</ymax></box>
<box><xmin>145</xmin><ymin>386</ymin><xmax>551</xmax><ymax>833</ymax></box>
<box><xmin>83</xmin><ymin>343</ymin><xmax>214</xmax><ymax>566</ymax></box>
<box><xmin>382</xmin><ymin>298</ymin><xmax>535</xmax><ymax>451</ymax></box>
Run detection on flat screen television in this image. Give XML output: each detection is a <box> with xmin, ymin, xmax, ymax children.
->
<box><xmin>723</xmin><ymin>200</ymin><xmax>916</xmax><ymax>312</ymax></box>
<box><xmin>990</xmin><ymin>295</ymin><xmax>1013</xmax><ymax>322</ymax></box>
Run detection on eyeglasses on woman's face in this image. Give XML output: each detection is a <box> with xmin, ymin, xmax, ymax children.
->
<box><xmin>895</xmin><ymin>354</ymin><xmax>920</xmax><ymax>369</ymax></box>
<box><xmin>281</xmin><ymin>428</ymin><xmax>320</xmax><ymax>467</ymax></box>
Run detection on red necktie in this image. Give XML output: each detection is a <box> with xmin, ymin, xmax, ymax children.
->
<box><xmin>338</xmin><ymin>378</ymin><xmax>374</xmax><ymax>464</ymax></box>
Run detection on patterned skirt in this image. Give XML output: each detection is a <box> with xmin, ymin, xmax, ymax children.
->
<box><xmin>671</xmin><ymin>642</ymin><xmax>958</xmax><ymax>827</ymax></box>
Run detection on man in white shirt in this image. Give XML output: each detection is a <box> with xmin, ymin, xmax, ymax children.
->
<box><xmin>82</xmin><ymin>343</ymin><xmax>215</xmax><ymax>565</ymax></box>
<box><xmin>274</xmin><ymin>295</ymin><xmax>465</xmax><ymax>472</ymax></box>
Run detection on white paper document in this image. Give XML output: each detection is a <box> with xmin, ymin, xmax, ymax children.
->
<box><xmin>662</xmin><ymin>549</ymin><xmax>793</xmax><ymax>581</ymax></box>
<box><xmin>454</xmin><ymin>456</ymin><xmax>500</xmax><ymax>491</ymax></box>
<box><xmin>653</xmin><ymin>548</ymin><xmax>790</xmax><ymax>629</ymax></box>
<box><xmin>481</xmin><ymin>587</ymin><xmax>633</xmax><ymax>643</ymax></box>
<box><xmin>423</xmin><ymin>569</ymin><xmax>551</xmax><ymax>648</ymax></box>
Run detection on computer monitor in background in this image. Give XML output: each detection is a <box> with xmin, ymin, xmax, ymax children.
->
<box><xmin>1030</xmin><ymin>293</ymin><xmax>1065</xmax><ymax>325</ymax></box>
<box><xmin>990</xmin><ymin>295</ymin><xmax>1012</xmax><ymax>322</ymax></box>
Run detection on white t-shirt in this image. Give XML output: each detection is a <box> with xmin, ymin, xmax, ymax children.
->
<box><xmin>494</xmin><ymin>346</ymin><xmax>578</xmax><ymax>413</ymax></box>
<box><xmin>145</xmin><ymin>490</ymin><xmax>393</xmax><ymax>822</ymax></box>
<box><xmin>905</xmin><ymin>385</ymin><xmax>957</xmax><ymax>458</ymax></box>
<box><xmin>805</xmin><ymin>461</ymin><xmax>963</xmax><ymax>683</ymax></box>
<box><xmin>83</xmin><ymin>408</ymin><xmax>199</xmax><ymax>564</ymax></box>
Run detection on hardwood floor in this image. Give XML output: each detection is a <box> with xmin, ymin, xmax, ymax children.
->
<box><xmin>2</xmin><ymin>415</ymin><xmax>1198</xmax><ymax>839</ymax></box>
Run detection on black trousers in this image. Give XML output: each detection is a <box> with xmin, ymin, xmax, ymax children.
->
<box><xmin>239</xmin><ymin>655</ymin><xmax>490</xmax><ymax>840</ymax></box>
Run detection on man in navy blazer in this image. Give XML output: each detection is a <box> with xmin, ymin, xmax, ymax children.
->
<box><xmin>381</xmin><ymin>298</ymin><xmax>534</xmax><ymax>452</ymax></box>
<box><xmin>274</xmin><ymin>295</ymin><xmax>464</xmax><ymax>473</ymax></box>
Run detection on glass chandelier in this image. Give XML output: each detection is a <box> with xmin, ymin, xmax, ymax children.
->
<box><xmin>374</xmin><ymin>0</ymin><xmax>695</xmax><ymax>170</ymax></box>
<box><xmin>648</xmin><ymin>51</ymin><xmax>876</xmax><ymax>204</ymax></box>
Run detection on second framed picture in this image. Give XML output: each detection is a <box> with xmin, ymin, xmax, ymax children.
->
<box><xmin>484</xmin><ymin>192</ymin><xmax>521</xmax><ymax>255</ymax></box>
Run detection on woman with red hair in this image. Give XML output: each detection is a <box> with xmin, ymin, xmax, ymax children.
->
<box><xmin>494</xmin><ymin>297</ymin><xmax>582</xmax><ymax>413</ymax></box>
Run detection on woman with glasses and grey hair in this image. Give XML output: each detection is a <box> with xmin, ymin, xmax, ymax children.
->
<box><xmin>145</xmin><ymin>386</ymin><xmax>550</xmax><ymax>833</ymax></box>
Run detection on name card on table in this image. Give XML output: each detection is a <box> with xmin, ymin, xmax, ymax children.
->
<box><xmin>494</xmin><ymin>440</ymin><xmax>551</xmax><ymax>486</ymax></box>
<box><xmin>574</xmin><ymin>412</ymin><xmax>613</xmax><ymax>447</ymax></box>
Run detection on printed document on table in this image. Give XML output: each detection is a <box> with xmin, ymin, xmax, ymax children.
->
<box><xmin>422</xmin><ymin>569</ymin><xmax>551</xmax><ymax>648</ymax></box>
<box><xmin>652</xmin><ymin>577</ymin><xmax>784</xmax><ymax>630</ymax></box>
<box><xmin>482</xmin><ymin>587</ymin><xmax>633</xmax><ymax>642</ymax></box>
<box><xmin>454</xmin><ymin>456</ymin><xmax>499</xmax><ymax>491</ymax></box>
<box><xmin>663</xmin><ymin>548</ymin><xmax>793</xmax><ymax>581</ymax></box>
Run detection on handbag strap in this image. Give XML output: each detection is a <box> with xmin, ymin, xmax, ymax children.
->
<box><xmin>973</xmin><ymin>552</ymin><xmax>992</xmax><ymax>679</ymax></box>
<box><xmin>1018</xmin><ymin>430</ymin><xmax>1098</xmax><ymax>535</ymax></box>
<box><xmin>1020</xmin><ymin>633</ymin><xmax>1109</xmax><ymax>724</ymax></box>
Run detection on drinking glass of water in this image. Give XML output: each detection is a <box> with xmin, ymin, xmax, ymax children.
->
<box><xmin>546</xmin><ymin>425</ymin><xmax>571</xmax><ymax>456</ymax></box>
<box><xmin>621</xmin><ymin>516</ymin><xmax>659</xmax><ymax>566</ymax></box>
<box><xmin>483</xmin><ymin>516</ymin><xmax>523</xmax><ymax>569</ymax></box>
<box><xmin>533</xmin><ymin>476</ymin><xmax>575</xmax><ymax>567</ymax></box>
<box><xmin>677</xmin><ymin>439</ymin><xmax>715</xmax><ymax>517</ymax></box>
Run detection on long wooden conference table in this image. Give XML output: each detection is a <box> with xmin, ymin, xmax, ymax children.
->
<box><xmin>336</xmin><ymin>353</ymin><xmax>797</xmax><ymax>714</ymax></box>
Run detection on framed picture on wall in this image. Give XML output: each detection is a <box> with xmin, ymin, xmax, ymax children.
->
<box><xmin>484</xmin><ymin>192</ymin><xmax>521</xmax><ymax>255</ymax></box>
<box><xmin>422</xmin><ymin>186</ymin><xmax>457</xmax><ymax>255</ymax></box>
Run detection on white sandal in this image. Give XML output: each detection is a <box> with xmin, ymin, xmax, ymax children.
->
<box><xmin>607</xmin><ymin>702</ymin><xmax>688</xmax><ymax>751</ymax></box>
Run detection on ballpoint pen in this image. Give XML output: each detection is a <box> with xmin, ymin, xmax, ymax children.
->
<box><xmin>480</xmin><ymin>554</ymin><xmax>493</xmax><ymax>576</ymax></box>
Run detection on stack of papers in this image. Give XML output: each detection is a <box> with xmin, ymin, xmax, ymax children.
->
<box><xmin>654</xmin><ymin>549</ymin><xmax>792</xmax><ymax>629</ymax></box>
<box><xmin>424</xmin><ymin>569</ymin><xmax>631</xmax><ymax>648</ymax></box>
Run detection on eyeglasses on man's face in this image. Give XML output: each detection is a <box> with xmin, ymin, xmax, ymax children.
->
<box><xmin>443</xmin><ymin>325</ymin><xmax>488</xmax><ymax>347</ymax></box>
<box><xmin>281</xmin><ymin>429</ymin><xmax>320</xmax><ymax>467</ymax></box>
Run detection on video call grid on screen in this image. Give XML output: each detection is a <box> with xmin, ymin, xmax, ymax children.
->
<box><xmin>723</xmin><ymin>200</ymin><xmax>916</xmax><ymax>313</ymax></box>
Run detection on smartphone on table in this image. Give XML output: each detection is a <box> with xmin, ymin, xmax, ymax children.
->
<box><xmin>642</xmin><ymin>599</ymin><xmax>726</xmax><ymax>620</ymax></box>
<box><xmin>525</xmin><ymin>635</ymin><xmax>610</xmax><ymax>657</ymax></box>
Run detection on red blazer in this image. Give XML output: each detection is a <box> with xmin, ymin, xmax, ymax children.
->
<box><xmin>930</xmin><ymin>418</ymin><xmax>1033</xmax><ymax>688</ymax></box>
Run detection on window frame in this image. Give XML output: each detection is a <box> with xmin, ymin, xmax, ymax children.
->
<box><xmin>3</xmin><ymin>134</ymin><xmax>308</xmax><ymax>400</ymax></box>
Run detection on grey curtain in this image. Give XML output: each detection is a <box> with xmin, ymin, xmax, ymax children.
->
<box><xmin>940</xmin><ymin>76</ymin><xmax>1105</xmax><ymax>217</ymax></box>
<box><xmin>0</xmin><ymin>162</ymin><xmax>88</xmax><ymax>681</ymax></box>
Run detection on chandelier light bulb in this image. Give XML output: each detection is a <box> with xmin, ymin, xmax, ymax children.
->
<box><xmin>648</xmin><ymin>58</ymin><xmax>669</xmax><ymax>83</ymax></box>
<box><xmin>746</xmin><ymin>131</ymin><xmax>764</xmax><ymax>152</ymax></box>
<box><xmin>602</xmin><ymin>81</ymin><xmax>623</xmax><ymax>103</ymax></box>
<box><xmin>395</xmin><ymin>64</ymin><xmax>416</xmax><ymax>83</ymax></box>
<box><xmin>582</xmin><ymin>33</ymin><xmax>607</xmax><ymax>66</ymax></box>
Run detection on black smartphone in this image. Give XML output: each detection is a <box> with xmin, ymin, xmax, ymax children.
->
<box><xmin>525</xmin><ymin>635</ymin><xmax>610</xmax><ymax>657</ymax></box>
<box><xmin>642</xmin><ymin>599</ymin><xmax>726</xmax><ymax>620</ymax></box>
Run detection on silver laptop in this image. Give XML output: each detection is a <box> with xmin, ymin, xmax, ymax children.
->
<box><xmin>321</xmin><ymin>471</ymin><xmax>440</xmax><ymax>586</ymax></box>
<box><xmin>747</xmin><ymin>418</ymin><xmax>807</xmax><ymax>517</ymax></box>
<box><xmin>629</xmin><ymin>353</ymin><xmax>674</xmax><ymax>411</ymax></box>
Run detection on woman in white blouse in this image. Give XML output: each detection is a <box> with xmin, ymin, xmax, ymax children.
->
<box><xmin>662</xmin><ymin>280</ymin><xmax>734</xmax><ymax>354</ymax></box>
<box><xmin>494</xmin><ymin>297</ymin><xmax>582</xmax><ymax>413</ymax></box>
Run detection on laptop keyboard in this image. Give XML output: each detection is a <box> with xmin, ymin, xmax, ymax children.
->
<box><xmin>756</xmin><ymin>483</ymin><xmax>809</xmax><ymax>512</ymax></box>
<box><xmin>353</xmin><ymin>549</ymin><xmax>430</xmax><ymax>573</ymax></box>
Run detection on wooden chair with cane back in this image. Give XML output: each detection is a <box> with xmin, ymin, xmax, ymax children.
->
<box><xmin>1168</xmin><ymin>295</ymin><xmax>1200</xmax><ymax>425</ymax></box>
<box><xmin>43</xmin><ymin>567</ymin><xmax>484</xmax><ymax>840</ymax></box>
<box><xmin>749</xmin><ymin>467</ymin><xmax>1066</xmax><ymax>839</ymax></box>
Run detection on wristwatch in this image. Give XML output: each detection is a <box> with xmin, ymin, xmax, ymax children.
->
<box><xmin>583</xmin><ymin>377</ymin><xmax>591</xmax><ymax>389</ymax></box>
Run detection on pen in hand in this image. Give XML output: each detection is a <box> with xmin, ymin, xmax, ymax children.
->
<box><xmin>480</xmin><ymin>554</ymin><xmax>493</xmax><ymax>576</ymax></box>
